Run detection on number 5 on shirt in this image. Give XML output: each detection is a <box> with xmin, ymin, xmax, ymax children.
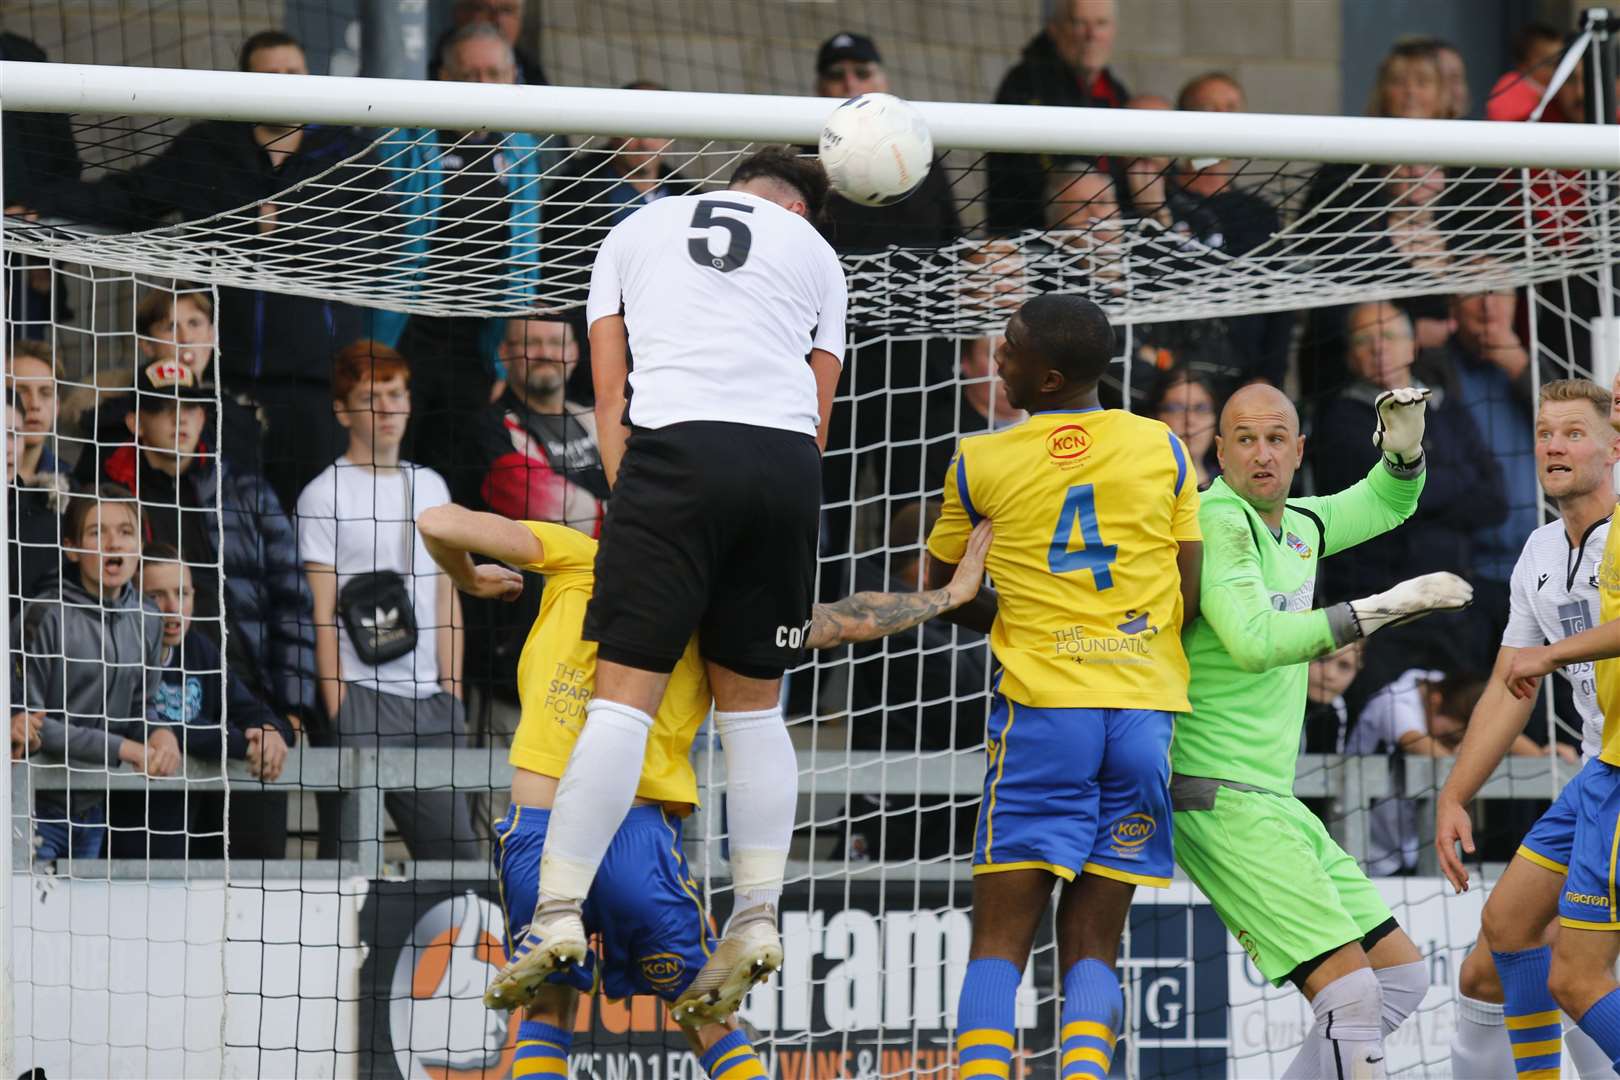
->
<box><xmin>1048</xmin><ymin>484</ymin><xmax>1117</xmax><ymax>588</ymax></box>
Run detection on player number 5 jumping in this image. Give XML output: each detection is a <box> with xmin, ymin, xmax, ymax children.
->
<box><xmin>686</xmin><ymin>199</ymin><xmax>755</xmax><ymax>273</ymax></box>
<box><xmin>1048</xmin><ymin>483</ymin><xmax>1118</xmax><ymax>588</ymax></box>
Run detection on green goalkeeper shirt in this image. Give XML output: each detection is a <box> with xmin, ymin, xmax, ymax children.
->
<box><xmin>1172</xmin><ymin>460</ymin><xmax>1425</xmax><ymax>795</ymax></box>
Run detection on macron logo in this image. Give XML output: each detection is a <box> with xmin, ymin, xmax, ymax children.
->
<box><xmin>1537</xmin><ymin>573</ymin><xmax>1549</xmax><ymax>591</ymax></box>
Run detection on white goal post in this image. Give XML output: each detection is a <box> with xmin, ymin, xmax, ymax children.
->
<box><xmin>1</xmin><ymin>51</ymin><xmax>1619</xmax><ymax>1080</ymax></box>
<box><xmin>2</xmin><ymin>61</ymin><xmax>1619</xmax><ymax>169</ymax></box>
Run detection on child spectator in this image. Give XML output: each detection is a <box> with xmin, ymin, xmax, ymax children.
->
<box><xmin>14</xmin><ymin>484</ymin><xmax>173</xmax><ymax>862</ymax></box>
<box><xmin>7</xmin><ymin>341</ymin><xmax>69</xmax><ymax>487</ymax></box>
<box><xmin>298</xmin><ymin>341</ymin><xmax>477</xmax><ymax>862</ymax></box>
<box><xmin>6</xmin><ymin>396</ymin><xmax>63</xmax><ymax>616</ymax></box>
<box><xmin>1304</xmin><ymin>642</ymin><xmax>1363</xmax><ymax>754</ymax></box>
<box><xmin>116</xmin><ymin>546</ymin><xmax>296</xmax><ymax>859</ymax></box>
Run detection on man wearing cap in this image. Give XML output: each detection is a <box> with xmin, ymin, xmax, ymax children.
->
<box><xmin>811</xmin><ymin>31</ymin><xmax>965</xmax><ymax>566</ymax></box>
<box><xmin>100</xmin><ymin>357</ymin><xmax>314</xmax><ymax>859</ymax></box>
<box><xmin>813</xmin><ymin>31</ymin><xmax>961</xmax><ymax>254</ymax></box>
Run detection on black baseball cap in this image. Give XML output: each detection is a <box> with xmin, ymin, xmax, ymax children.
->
<box><xmin>817</xmin><ymin>32</ymin><xmax>882</xmax><ymax>75</ymax></box>
<box><xmin>134</xmin><ymin>358</ymin><xmax>213</xmax><ymax>409</ymax></box>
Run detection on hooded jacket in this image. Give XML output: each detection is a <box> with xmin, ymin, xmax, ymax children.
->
<box><xmin>15</xmin><ymin>574</ymin><xmax>163</xmax><ymax>767</ymax></box>
<box><xmin>103</xmin><ymin>444</ymin><xmax>317</xmax><ymax>720</ymax></box>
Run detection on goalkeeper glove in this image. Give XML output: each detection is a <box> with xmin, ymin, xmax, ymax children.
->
<box><xmin>1372</xmin><ymin>387</ymin><xmax>1430</xmax><ymax>469</ymax></box>
<box><xmin>1346</xmin><ymin>571</ymin><xmax>1473</xmax><ymax>638</ymax></box>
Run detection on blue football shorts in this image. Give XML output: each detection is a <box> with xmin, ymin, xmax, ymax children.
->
<box><xmin>973</xmin><ymin>697</ymin><xmax>1174</xmax><ymax>887</ymax></box>
<box><xmin>1519</xmin><ymin>757</ymin><xmax>1620</xmax><ymax>931</ymax></box>
<box><xmin>494</xmin><ymin>803</ymin><xmax>718</xmax><ymax>999</ymax></box>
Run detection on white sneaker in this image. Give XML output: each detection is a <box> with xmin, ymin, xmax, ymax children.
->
<box><xmin>671</xmin><ymin>903</ymin><xmax>783</xmax><ymax>1026</ymax></box>
<box><xmin>482</xmin><ymin>900</ymin><xmax>588</xmax><ymax>1011</ymax></box>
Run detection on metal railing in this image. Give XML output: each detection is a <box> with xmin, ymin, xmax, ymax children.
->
<box><xmin>9</xmin><ymin>749</ymin><xmax>1572</xmax><ymax>880</ymax></box>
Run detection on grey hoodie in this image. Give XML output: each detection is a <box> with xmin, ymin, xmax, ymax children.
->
<box><xmin>15</xmin><ymin>574</ymin><xmax>163</xmax><ymax>769</ymax></box>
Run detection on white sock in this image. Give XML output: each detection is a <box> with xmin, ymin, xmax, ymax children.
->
<box><xmin>716</xmin><ymin>707</ymin><xmax>796</xmax><ymax>918</ymax></box>
<box><xmin>1282</xmin><ymin>968</ymin><xmax>1386</xmax><ymax>1080</ymax></box>
<box><xmin>1449</xmin><ymin>994</ymin><xmax>1511</xmax><ymax>1080</ymax></box>
<box><xmin>538</xmin><ymin>698</ymin><xmax>653</xmax><ymax>904</ymax></box>
<box><xmin>1566</xmin><ymin>1012</ymin><xmax>1612</xmax><ymax>1077</ymax></box>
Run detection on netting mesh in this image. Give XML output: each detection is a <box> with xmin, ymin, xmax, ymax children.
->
<box><xmin>6</xmin><ymin>132</ymin><xmax>1617</xmax><ymax>336</ymax></box>
<box><xmin>3</xmin><ymin>3</ymin><xmax>1620</xmax><ymax>1079</ymax></box>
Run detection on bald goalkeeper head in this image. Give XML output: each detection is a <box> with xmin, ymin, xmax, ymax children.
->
<box><xmin>1216</xmin><ymin>383</ymin><xmax>1305</xmax><ymax>530</ymax></box>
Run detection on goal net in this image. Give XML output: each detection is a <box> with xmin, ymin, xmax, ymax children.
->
<box><xmin>2</xmin><ymin>24</ymin><xmax>1618</xmax><ymax>1080</ymax></box>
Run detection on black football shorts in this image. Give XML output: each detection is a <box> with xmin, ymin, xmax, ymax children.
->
<box><xmin>583</xmin><ymin>420</ymin><xmax>821</xmax><ymax>678</ymax></box>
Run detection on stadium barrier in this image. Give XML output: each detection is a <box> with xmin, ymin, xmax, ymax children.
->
<box><xmin>13</xmin><ymin>749</ymin><xmax>1569</xmax><ymax>879</ymax></box>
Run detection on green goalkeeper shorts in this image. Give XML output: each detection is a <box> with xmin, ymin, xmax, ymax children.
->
<box><xmin>1173</xmin><ymin>783</ymin><xmax>1392</xmax><ymax>986</ymax></box>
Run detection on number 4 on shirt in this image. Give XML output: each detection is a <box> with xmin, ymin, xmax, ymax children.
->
<box><xmin>1048</xmin><ymin>484</ymin><xmax>1117</xmax><ymax>588</ymax></box>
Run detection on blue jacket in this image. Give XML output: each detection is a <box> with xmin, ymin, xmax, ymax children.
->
<box><xmin>105</xmin><ymin>445</ymin><xmax>317</xmax><ymax>721</ymax></box>
<box><xmin>367</xmin><ymin>128</ymin><xmax>568</xmax><ymax>355</ymax></box>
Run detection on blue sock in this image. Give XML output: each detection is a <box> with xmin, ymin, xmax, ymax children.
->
<box><xmin>1060</xmin><ymin>959</ymin><xmax>1122</xmax><ymax>1080</ymax></box>
<box><xmin>514</xmin><ymin>1020</ymin><xmax>571</xmax><ymax>1075</ymax></box>
<box><xmin>1577</xmin><ymin>986</ymin><xmax>1620</xmax><ymax>1071</ymax></box>
<box><xmin>698</xmin><ymin>1029</ymin><xmax>768</xmax><ymax>1079</ymax></box>
<box><xmin>955</xmin><ymin>957</ymin><xmax>1020</xmax><ymax>1080</ymax></box>
<box><xmin>1492</xmin><ymin>946</ymin><xmax>1562</xmax><ymax>1077</ymax></box>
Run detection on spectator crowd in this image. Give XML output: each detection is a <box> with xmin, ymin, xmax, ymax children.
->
<box><xmin>1</xmin><ymin>0</ymin><xmax>1613</xmax><ymax>869</ymax></box>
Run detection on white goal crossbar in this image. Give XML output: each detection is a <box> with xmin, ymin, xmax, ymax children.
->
<box><xmin>1</xmin><ymin>60</ymin><xmax>1618</xmax><ymax>170</ymax></box>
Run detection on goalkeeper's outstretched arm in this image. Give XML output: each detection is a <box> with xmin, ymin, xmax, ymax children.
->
<box><xmin>1202</xmin><ymin>500</ymin><xmax>1473</xmax><ymax>674</ymax></box>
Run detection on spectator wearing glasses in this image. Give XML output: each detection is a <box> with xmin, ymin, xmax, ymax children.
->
<box><xmin>812</xmin><ymin>33</ymin><xmax>961</xmax><ymax>252</ymax></box>
<box><xmin>429</xmin><ymin>0</ymin><xmax>548</xmax><ymax>86</ymax></box>
<box><xmin>1149</xmin><ymin>368</ymin><xmax>1220</xmax><ymax>490</ymax></box>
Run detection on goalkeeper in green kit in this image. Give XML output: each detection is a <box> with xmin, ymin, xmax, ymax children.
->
<box><xmin>1172</xmin><ymin>383</ymin><xmax>1474</xmax><ymax>1079</ymax></box>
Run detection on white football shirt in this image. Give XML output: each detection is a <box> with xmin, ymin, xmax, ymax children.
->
<box><xmin>1500</xmin><ymin>515</ymin><xmax>1610</xmax><ymax>758</ymax></box>
<box><xmin>585</xmin><ymin>190</ymin><xmax>848</xmax><ymax>438</ymax></box>
<box><xmin>297</xmin><ymin>459</ymin><xmax>451</xmax><ymax>699</ymax></box>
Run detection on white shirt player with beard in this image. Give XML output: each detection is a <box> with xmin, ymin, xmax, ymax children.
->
<box><xmin>585</xmin><ymin>190</ymin><xmax>848</xmax><ymax>437</ymax></box>
<box><xmin>1501</xmin><ymin>515</ymin><xmax>1610</xmax><ymax>758</ymax></box>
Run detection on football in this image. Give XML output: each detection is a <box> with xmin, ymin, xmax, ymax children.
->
<box><xmin>817</xmin><ymin>92</ymin><xmax>934</xmax><ymax>208</ymax></box>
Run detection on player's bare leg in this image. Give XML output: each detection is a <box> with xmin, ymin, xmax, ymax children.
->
<box><xmin>953</xmin><ymin>869</ymin><xmax>1055</xmax><ymax>1080</ymax></box>
<box><xmin>683</xmin><ymin>1015</ymin><xmax>772</xmax><ymax>1079</ymax></box>
<box><xmin>502</xmin><ymin>660</ymin><xmax>675</xmax><ymax>1000</ymax></box>
<box><xmin>1474</xmin><ymin>855</ymin><xmax>1568</xmax><ymax>1078</ymax></box>
<box><xmin>675</xmin><ymin>663</ymin><xmax>793</xmax><ymax>1024</ymax></box>
<box><xmin>1281</xmin><ymin>943</ymin><xmax>1387</xmax><ymax>1079</ymax></box>
<box><xmin>1551</xmin><ymin>925</ymin><xmax>1620</xmax><ymax>1072</ymax></box>
<box><xmin>506</xmin><ymin>986</ymin><xmax>580</xmax><ymax>1077</ymax></box>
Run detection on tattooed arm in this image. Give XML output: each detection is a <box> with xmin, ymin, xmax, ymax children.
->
<box><xmin>807</xmin><ymin>520</ymin><xmax>994</xmax><ymax>649</ymax></box>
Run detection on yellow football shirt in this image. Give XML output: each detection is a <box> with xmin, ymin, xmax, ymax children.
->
<box><xmin>510</xmin><ymin>521</ymin><xmax>709</xmax><ymax>806</ymax></box>
<box><xmin>1595</xmin><ymin>508</ymin><xmax>1620</xmax><ymax>765</ymax></box>
<box><xmin>927</xmin><ymin>408</ymin><xmax>1201</xmax><ymax>711</ymax></box>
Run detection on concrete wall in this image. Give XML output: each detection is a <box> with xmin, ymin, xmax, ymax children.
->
<box><xmin>535</xmin><ymin>0</ymin><xmax>1344</xmax><ymax>116</ymax></box>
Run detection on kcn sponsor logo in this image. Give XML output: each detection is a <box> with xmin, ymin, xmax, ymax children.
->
<box><xmin>389</xmin><ymin>891</ymin><xmax>519</xmax><ymax>1079</ymax></box>
<box><xmin>1110</xmin><ymin>813</ymin><xmax>1156</xmax><ymax>849</ymax></box>
<box><xmin>639</xmin><ymin>952</ymin><xmax>686</xmax><ymax>993</ymax></box>
<box><xmin>1046</xmin><ymin>424</ymin><xmax>1091</xmax><ymax>460</ymax></box>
